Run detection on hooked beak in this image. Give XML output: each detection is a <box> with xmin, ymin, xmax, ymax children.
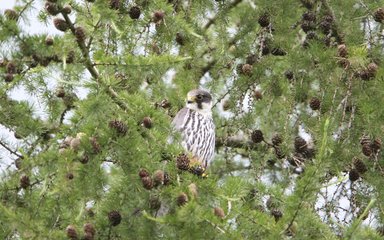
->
<box><xmin>187</xmin><ymin>95</ymin><xmax>195</xmax><ymax>104</ymax></box>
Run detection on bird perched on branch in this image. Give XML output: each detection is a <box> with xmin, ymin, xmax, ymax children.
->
<box><xmin>172</xmin><ymin>89</ymin><xmax>216</xmax><ymax>173</ymax></box>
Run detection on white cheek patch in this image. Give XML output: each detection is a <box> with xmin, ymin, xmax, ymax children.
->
<box><xmin>201</xmin><ymin>101</ymin><xmax>212</xmax><ymax>110</ymax></box>
<box><xmin>186</xmin><ymin>102</ymin><xmax>198</xmax><ymax>111</ymax></box>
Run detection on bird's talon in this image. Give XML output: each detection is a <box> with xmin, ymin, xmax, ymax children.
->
<box><xmin>189</xmin><ymin>165</ymin><xmax>206</xmax><ymax>177</ymax></box>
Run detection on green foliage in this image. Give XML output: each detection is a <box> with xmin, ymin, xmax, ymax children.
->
<box><xmin>1</xmin><ymin>0</ymin><xmax>384</xmax><ymax>239</ymax></box>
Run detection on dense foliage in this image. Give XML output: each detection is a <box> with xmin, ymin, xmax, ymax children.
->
<box><xmin>1</xmin><ymin>0</ymin><xmax>384</xmax><ymax>239</ymax></box>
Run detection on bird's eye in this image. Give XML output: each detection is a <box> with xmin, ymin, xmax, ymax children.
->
<box><xmin>196</xmin><ymin>95</ymin><xmax>203</xmax><ymax>100</ymax></box>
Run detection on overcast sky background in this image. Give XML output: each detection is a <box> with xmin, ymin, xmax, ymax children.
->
<box><xmin>0</xmin><ymin>0</ymin><xmax>67</xmax><ymax>171</ymax></box>
<box><xmin>0</xmin><ymin>0</ymin><xmax>378</xmax><ymax>231</ymax></box>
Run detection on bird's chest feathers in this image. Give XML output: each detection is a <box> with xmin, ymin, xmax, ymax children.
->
<box><xmin>183</xmin><ymin>110</ymin><xmax>215</xmax><ymax>139</ymax></box>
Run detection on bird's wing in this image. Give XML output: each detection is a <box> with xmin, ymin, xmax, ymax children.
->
<box><xmin>171</xmin><ymin>107</ymin><xmax>189</xmax><ymax>131</ymax></box>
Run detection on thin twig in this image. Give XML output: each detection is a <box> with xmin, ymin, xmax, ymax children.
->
<box><xmin>60</xmin><ymin>12</ymin><xmax>130</xmax><ymax>112</ymax></box>
<box><xmin>204</xmin><ymin>0</ymin><xmax>243</xmax><ymax>30</ymax></box>
<box><xmin>0</xmin><ymin>140</ymin><xmax>23</xmax><ymax>158</ymax></box>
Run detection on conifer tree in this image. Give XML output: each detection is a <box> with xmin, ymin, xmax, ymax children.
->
<box><xmin>1</xmin><ymin>0</ymin><xmax>384</xmax><ymax>239</ymax></box>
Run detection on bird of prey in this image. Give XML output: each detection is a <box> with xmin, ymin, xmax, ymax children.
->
<box><xmin>172</xmin><ymin>89</ymin><xmax>216</xmax><ymax>171</ymax></box>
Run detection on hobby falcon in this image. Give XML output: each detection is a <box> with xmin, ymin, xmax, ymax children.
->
<box><xmin>172</xmin><ymin>89</ymin><xmax>216</xmax><ymax>169</ymax></box>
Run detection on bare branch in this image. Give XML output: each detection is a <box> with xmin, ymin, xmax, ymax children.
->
<box><xmin>204</xmin><ymin>0</ymin><xmax>243</xmax><ymax>30</ymax></box>
<box><xmin>0</xmin><ymin>139</ymin><xmax>23</xmax><ymax>158</ymax></box>
<box><xmin>60</xmin><ymin>12</ymin><xmax>130</xmax><ymax>112</ymax></box>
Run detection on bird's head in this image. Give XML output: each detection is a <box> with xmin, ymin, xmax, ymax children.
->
<box><xmin>186</xmin><ymin>89</ymin><xmax>213</xmax><ymax>116</ymax></box>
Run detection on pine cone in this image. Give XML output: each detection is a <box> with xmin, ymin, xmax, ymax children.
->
<box><xmin>153</xmin><ymin>170</ymin><xmax>164</xmax><ymax>186</ymax></box>
<box><xmin>349</xmin><ymin>169</ymin><xmax>360</xmax><ymax>182</ymax></box>
<box><xmin>83</xmin><ymin>223</ymin><xmax>95</xmax><ymax>237</ymax></box>
<box><xmin>70</xmin><ymin>137</ymin><xmax>81</xmax><ymax>151</ymax></box>
<box><xmin>284</xmin><ymin>70</ymin><xmax>294</xmax><ymax>80</ymax></box>
<box><xmin>45</xmin><ymin>36</ymin><xmax>54</xmax><ymax>46</ymax></box>
<box><xmin>337</xmin><ymin>44</ymin><xmax>348</xmax><ymax>58</ymax></box>
<box><xmin>294</xmin><ymin>136</ymin><xmax>307</xmax><ymax>153</ymax></box>
<box><xmin>258</xmin><ymin>13</ymin><xmax>270</xmax><ymax>27</ymax></box>
<box><xmin>6</xmin><ymin>62</ymin><xmax>16</xmax><ymax>74</ymax></box>
<box><xmin>55</xmin><ymin>86</ymin><xmax>65</xmax><ymax>98</ymax></box>
<box><xmin>39</xmin><ymin>57</ymin><xmax>51</xmax><ymax>67</ymax></box>
<box><xmin>222</xmin><ymin>100</ymin><xmax>231</xmax><ymax>111</ymax></box>
<box><xmin>74</xmin><ymin>27</ymin><xmax>86</xmax><ymax>42</ymax></box>
<box><xmin>337</xmin><ymin>58</ymin><xmax>350</xmax><ymax>69</ymax></box>
<box><xmin>240</xmin><ymin>63</ymin><xmax>252</xmax><ymax>76</ymax></box>
<box><xmin>20</xmin><ymin>175</ymin><xmax>30</xmax><ymax>189</ymax></box>
<box><xmin>129</xmin><ymin>6</ymin><xmax>141</xmax><ymax>19</ymax></box>
<box><xmin>62</xmin><ymin>4</ymin><xmax>72</xmax><ymax>14</ymax></box>
<box><xmin>176</xmin><ymin>153</ymin><xmax>190</xmax><ymax>170</ymax></box>
<box><xmin>90</xmin><ymin>136</ymin><xmax>101</xmax><ymax>153</ymax></box>
<box><xmin>302</xmin><ymin>11</ymin><xmax>316</xmax><ymax>21</ymax></box>
<box><xmin>141</xmin><ymin>176</ymin><xmax>153</xmax><ymax>190</ymax></box>
<box><xmin>214</xmin><ymin>207</ymin><xmax>225</xmax><ymax>219</ymax></box>
<box><xmin>139</xmin><ymin>168</ymin><xmax>150</xmax><ymax>178</ymax></box>
<box><xmin>322</xmin><ymin>15</ymin><xmax>334</xmax><ymax>24</ymax></box>
<box><xmin>152</xmin><ymin>10</ymin><xmax>165</xmax><ymax>23</ymax></box>
<box><xmin>271</xmin><ymin>209</ymin><xmax>283</xmax><ymax>222</ymax></box>
<box><xmin>4</xmin><ymin>9</ymin><xmax>18</xmax><ymax>20</ymax></box>
<box><xmin>359</xmin><ymin>69</ymin><xmax>373</xmax><ymax>80</ymax></box>
<box><xmin>319</xmin><ymin>16</ymin><xmax>333</xmax><ymax>34</ymax></box>
<box><xmin>309</xmin><ymin>97</ymin><xmax>321</xmax><ymax>110</ymax></box>
<box><xmin>272</xmin><ymin>134</ymin><xmax>283</xmax><ymax>146</ymax></box>
<box><xmin>301</xmin><ymin>20</ymin><xmax>316</xmax><ymax>33</ymax></box>
<box><xmin>109</xmin><ymin>0</ymin><xmax>120</xmax><ymax>10</ymax></box>
<box><xmin>362</xmin><ymin>144</ymin><xmax>372</xmax><ymax>157</ymax></box>
<box><xmin>53</xmin><ymin>18</ymin><xmax>68</xmax><ymax>32</ymax></box>
<box><xmin>66</xmin><ymin>50</ymin><xmax>75</xmax><ymax>64</ymax></box>
<box><xmin>274</xmin><ymin>147</ymin><xmax>285</xmax><ymax>159</ymax></box>
<box><xmin>253</xmin><ymin>90</ymin><xmax>262</xmax><ymax>100</ymax></box>
<box><xmin>66</xmin><ymin>172</ymin><xmax>74</xmax><ymax>180</ymax></box>
<box><xmin>373</xmin><ymin>8</ymin><xmax>384</xmax><ymax>23</ymax></box>
<box><xmin>108</xmin><ymin>210</ymin><xmax>122</xmax><ymax>226</ymax></box>
<box><xmin>66</xmin><ymin>225</ymin><xmax>78</xmax><ymax>239</ymax></box>
<box><xmin>80</xmin><ymin>154</ymin><xmax>89</xmax><ymax>164</ymax></box>
<box><xmin>108</xmin><ymin>120</ymin><xmax>128</xmax><ymax>136</ymax></box>
<box><xmin>4</xmin><ymin>73</ymin><xmax>14</xmax><ymax>83</ymax></box>
<box><xmin>177</xmin><ymin>192</ymin><xmax>188</xmax><ymax>206</ymax></box>
<box><xmin>83</xmin><ymin>232</ymin><xmax>94</xmax><ymax>240</ymax></box>
<box><xmin>142</xmin><ymin>117</ymin><xmax>152</xmax><ymax>129</ymax></box>
<box><xmin>246</xmin><ymin>54</ymin><xmax>258</xmax><ymax>65</ymax></box>
<box><xmin>251</xmin><ymin>130</ymin><xmax>264</xmax><ymax>143</ymax></box>
<box><xmin>45</xmin><ymin>2</ymin><xmax>60</xmax><ymax>15</ymax></box>
<box><xmin>353</xmin><ymin>158</ymin><xmax>367</xmax><ymax>174</ymax></box>
<box><xmin>306</xmin><ymin>31</ymin><xmax>317</xmax><ymax>40</ymax></box>
<box><xmin>367</xmin><ymin>62</ymin><xmax>378</xmax><ymax>76</ymax></box>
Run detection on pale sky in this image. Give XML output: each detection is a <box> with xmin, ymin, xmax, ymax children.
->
<box><xmin>0</xmin><ymin>0</ymin><xmax>378</xmax><ymax>230</ymax></box>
